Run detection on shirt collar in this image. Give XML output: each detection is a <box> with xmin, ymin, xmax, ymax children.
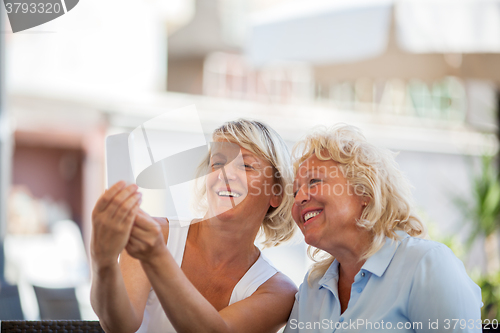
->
<box><xmin>361</xmin><ymin>230</ymin><xmax>408</xmax><ymax>277</ymax></box>
<box><xmin>317</xmin><ymin>230</ymin><xmax>409</xmax><ymax>289</ymax></box>
<box><xmin>318</xmin><ymin>259</ymin><xmax>340</xmax><ymax>292</ymax></box>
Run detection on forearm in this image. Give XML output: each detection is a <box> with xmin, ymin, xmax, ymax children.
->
<box><xmin>140</xmin><ymin>248</ymin><xmax>231</xmax><ymax>333</ymax></box>
<box><xmin>90</xmin><ymin>262</ymin><xmax>143</xmax><ymax>333</ymax></box>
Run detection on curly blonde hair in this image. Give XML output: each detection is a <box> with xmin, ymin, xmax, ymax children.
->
<box><xmin>293</xmin><ymin>124</ymin><xmax>426</xmax><ymax>282</ymax></box>
<box><xmin>193</xmin><ymin>119</ymin><xmax>296</xmax><ymax>248</ymax></box>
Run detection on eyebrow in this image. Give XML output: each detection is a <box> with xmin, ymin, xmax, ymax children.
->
<box><xmin>210</xmin><ymin>153</ymin><xmax>226</xmax><ymax>159</ymax></box>
<box><xmin>210</xmin><ymin>153</ymin><xmax>262</xmax><ymax>165</ymax></box>
<box><xmin>242</xmin><ymin>154</ymin><xmax>261</xmax><ymax>163</ymax></box>
<box><xmin>302</xmin><ymin>166</ymin><xmax>328</xmax><ymax>176</ymax></box>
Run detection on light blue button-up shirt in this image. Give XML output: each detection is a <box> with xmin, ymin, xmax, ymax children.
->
<box><xmin>284</xmin><ymin>231</ymin><xmax>482</xmax><ymax>333</ymax></box>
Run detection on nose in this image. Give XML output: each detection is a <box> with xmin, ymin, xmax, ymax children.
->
<box><xmin>218</xmin><ymin>165</ymin><xmax>237</xmax><ymax>182</ymax></box>
<box><xmin>294</xmin><ymin>184</ymin><xmax>310</xmax><ymax>206</ymax></box>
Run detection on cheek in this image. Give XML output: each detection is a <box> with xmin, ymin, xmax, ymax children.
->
<box><xmin>205</xmin><ymin>173</ymin><xmax>218</xmax><ymax>188</ymax></box>
<box><xmin>262</xmin><ymin>166</ymin><xmax>275</xmax><ymax>179</ymax></box>
<box><xmin>336</xmin><ymin>197</ymin><xmax>363</xmax><ymax>222</ymax></box>
<box><xmin>246</xmin><ymin>178</ymin><xmax>259</xmax><ymax>194</ymax></box>
<box><xmin>247</xmin><ymin>175</ymin><xmax>271</xmax><ymax>191</ymax></box>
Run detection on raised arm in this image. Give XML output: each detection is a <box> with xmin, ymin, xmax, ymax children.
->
<box><xmin>90</xmin><ymin>181</ymin><xmax>150</xmax><ymax>333</ymax></box>
<box><xmin>126</xmin><ymin>210</ymin><xmax>297</xmax><ymax>333</ymax></box>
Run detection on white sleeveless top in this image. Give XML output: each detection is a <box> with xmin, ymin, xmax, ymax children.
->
<box><xmin>136</xmin><ymin>223</ymin><xmax>279</xmax><ymax>333</ymax></box>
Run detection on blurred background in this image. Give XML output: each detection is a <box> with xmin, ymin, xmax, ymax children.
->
<box><xmin>1</xmin><ymin>0</ymin><xmax>500</xmax><ymax>322</ymax></box>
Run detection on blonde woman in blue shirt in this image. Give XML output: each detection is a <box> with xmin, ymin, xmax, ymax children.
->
<box><xmin>285</xmin><ymin>124</ymin><xmax>481</xmax><ymax>333</ymax></box>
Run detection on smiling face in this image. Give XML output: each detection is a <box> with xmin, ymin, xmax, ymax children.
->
<box><xmin>205</xmin><ymin>142</ymin><xmax>281</xmax><ymax>223</ymax></box>
<box><xmin>292</xmin><ymin>154</ymin><xmax>369</xmax><ymax>255</ymax></box>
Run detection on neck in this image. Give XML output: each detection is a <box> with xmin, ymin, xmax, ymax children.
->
<box><xmin>338</xmin><ymin>258</ymin><xmax>366</xmax><ymax>285</ymax></box>
<box><xmin>188</xmin><ymin>215</ymin><xmax>262</xmax><ymax>267</ymax></box>
<box><xmin>331</xmin><ymin>231</ymin><xmax>372</xmax><ymax>283</ymax></box>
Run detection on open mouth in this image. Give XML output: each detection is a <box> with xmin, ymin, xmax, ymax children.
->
<box><xmin>303</xmin><ymin>210</ymin><xmax>323</xmax><ymax>224</ymax></box>
<box><xmin>217</xmin><ymin>190</ymin><xmax>242</xmax><ymax>198</ymax></box>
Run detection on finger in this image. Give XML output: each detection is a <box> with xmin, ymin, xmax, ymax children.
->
<box><xmin>112</xmin><ymin>191</ymin><xmax>142</xmax><ymax>225</ymax></box>
<box><xmin>115</xmin><ymin>205</ymin><xmax>141</xmax><ymax>253</ymax></box>
<box><xmin>126</xmin><ymin>231</ymin><xmax>148</xmax><ymax>250</ymax></box>
<box><xmin>118</xmin><ymin>200</ymin><xmax>141</xmax><ymax>234</ymax></box>
<box><xmin>93</xmin><ymin>181</ymin><xmax>127</xmax><ymax>213</ymax></box>
<box><xmin>133</xmin><ymin>210</ymin><xmax>149</xmax><ymax>229</ymax></box>
<box><xmin>128</xmin><ymin>230</ymin><xmax>156</xmax><ymax>252</ymax></box>
<box><xmin>125</xmin><ymin>238</ymin><xmax>140</xmax><ymax>257</ymax></box>
<box><xmin>107</xmin><ymin>184</ymin><xmax>139</xmax><ymax>219</ymax></box>
<box><xmin>137</xmin><ymin>209</ymin><xmax>169</xmax><ymax>226</ymax></box>
<box><xmin>133</xmin><ymin>212</ymin><xmax>159</xmax><ymax>232</ymax></box>
<box><xmin>129</xmin><ymin>222</ymin><xmax>152</xmax><ymax>240</ymax></box>
<box><xmin>135</xmin><ymin>210</ymin><xmax>168</xmax><ymax>228</ymax></box>
<box><xmin>128</xmin><ymin>227</ymin><xmax>143</xmax><ymax>242</ymax></box>
<box><xmin>137</xmin><ymin>209</ymin><xmax>149</xmax><ymax>218</ymax></box>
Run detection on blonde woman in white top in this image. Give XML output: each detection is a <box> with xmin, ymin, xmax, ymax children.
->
<box><xmin>90</xmin><ymin>120</ymin><xmax>297</xmax><ymax>333</ymax></box>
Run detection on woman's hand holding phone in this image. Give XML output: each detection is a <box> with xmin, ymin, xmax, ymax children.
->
<box><xmin>91</xmin><ymin>181</ymin><xmax>143</xmax><ymax>269</ymax></box>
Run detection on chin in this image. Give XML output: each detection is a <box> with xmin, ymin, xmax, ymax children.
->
<box><xmin>210</xmin><ymin>207</ymin><xmax>238</xmax><ymax>221</ymax></box>
<box><xmin>303</xmin><ymin>232</ymin><xmax>321</xmax><ymax>249</ymax></box>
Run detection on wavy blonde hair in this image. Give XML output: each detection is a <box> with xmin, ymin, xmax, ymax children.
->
<box><xmin>293</xmin><ymin>124</ymin><xmax>426</xmax><ymax>283</ymax></box>
<box><xmin>194</xmin><ymin>119</ymin><xmax>296</xmax><ymax>248</ymax></box>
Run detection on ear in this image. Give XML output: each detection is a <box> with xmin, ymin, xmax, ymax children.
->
<box><xmin>361</xmin><ymin>196</ymin><xmax>371</xmax><ymax>207</ymax></box>
<box><xmin>270</xmin><ymin>192</ymin><xmax>282</xmax><ymax>208</ymax></box>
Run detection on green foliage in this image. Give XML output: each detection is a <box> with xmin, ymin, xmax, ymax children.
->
<box><xmin>474</xmin><ymin>272</ymin><xmax>500</xmax><ymax>320</ymax></box>
<box><xmin>451</xmin><ymin>154</ymin><xmax>500</xmax><ymax>320</ymax></box>
<box><xmin>454</xmin><ymin>155</ymin><xmax>500</xmax><ymax>247</ymax></box>
<box><xmin>426</xmin><ymin>218</ymin><xmax>465</xmax><ymax>260</ymax></box>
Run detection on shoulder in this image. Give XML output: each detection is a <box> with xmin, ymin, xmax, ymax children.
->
<box><xmin>400</xmin><ymin>235</ymin><xmax>446</xmax><ymax>254</ymax></box>
<box><xmin>256</xmin><ymin>272</ymin><xmax>298</xmax><ymax>298</ymax></box>
<box><xmin>403</xmin><ymin>238</ymin><xmax>482</xmax><ymax>321</ymax></box>
<box><xmin>388</xmin><ymin>236</ymin><xmax>478</xmax><ymax>293</ymax></box>
<box><xmin>407</xmin><ymin>238</ymin><xmax>466</xmax><ymax>278</ymax></box>
<box><xmin>222</xmin><ymin>272</ymin><xmax>297</xmax><ymax>333</ymax></box>
<box><xmin>400</xmin><ymin>237</ymin><xmax>481</xmax><ymax>300</ymax></box>
<box><xmin>397</xmin><ymin>235</ymin><xmax>456</xmax><ymax>266</ymax></box>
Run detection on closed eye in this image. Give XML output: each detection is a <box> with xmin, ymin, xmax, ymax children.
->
<box><xmin>309</xmin><ymin>179</ymin><xmax>321</xmax><ymax>186</ymax></box>
<box><xmin>211</xmin><ymin>162</ymin><xmax>225</xmax><ymax>169</ymax></box>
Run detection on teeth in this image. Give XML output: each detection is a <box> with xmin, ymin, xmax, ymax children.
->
<box><xmin>218</xmin><ymin>191</ymin><xmax>241</xmax><ymax>198</ymax></box>
<box><xmin>304</xmin><ymin>210</ymin><xmax>322</xmax><ymax>222</ymax></box>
